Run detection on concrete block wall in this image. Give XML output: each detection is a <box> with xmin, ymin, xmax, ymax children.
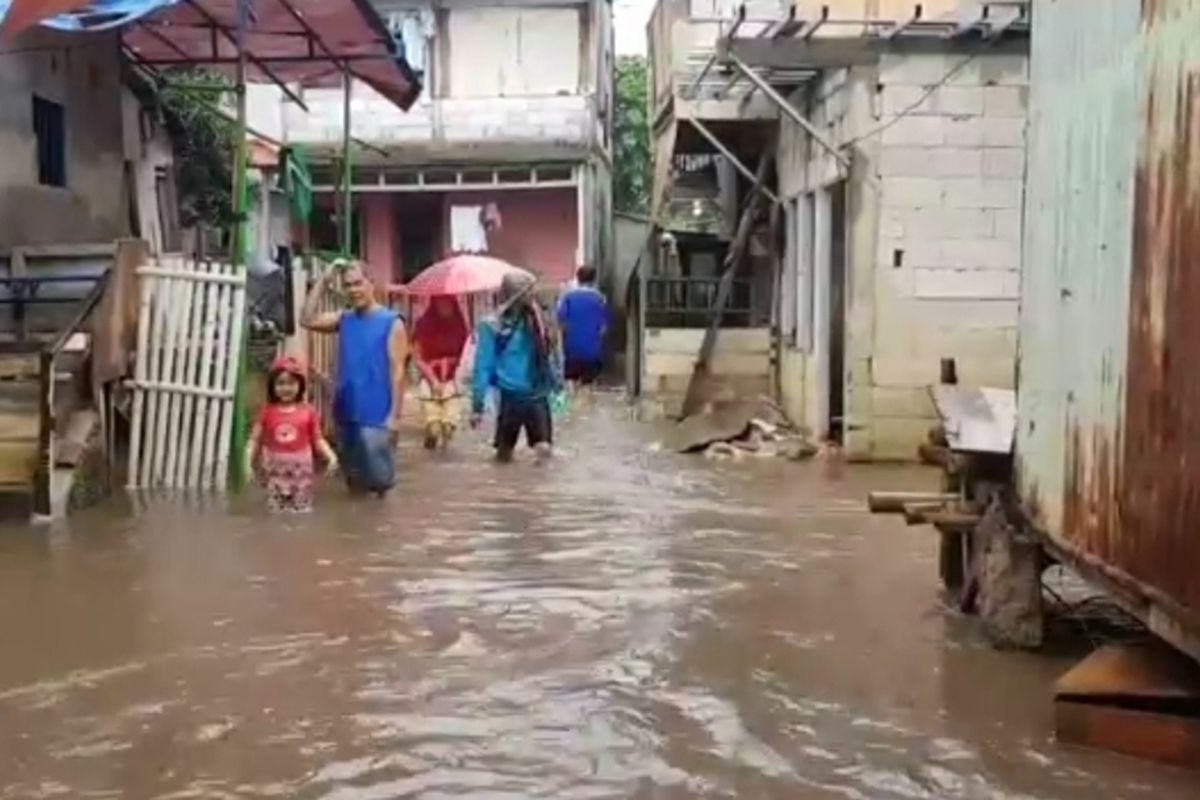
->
<box><xmin>281</xmin><ymin>85</ymin><xmax>594</xmax><ymax>148</ymax></box>
<box><xmin>870</xmin><ymin>51</ymin><xmax>1028</xmax><ymax>459</ymax></box>
<box><xmin>774</xmin><ymin>51</ymin><xmax>1028</xmax><ymax>460</ymax></box>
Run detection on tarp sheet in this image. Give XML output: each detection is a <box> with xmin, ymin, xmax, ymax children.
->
<box><xmin>0</xmin><ymin>0</ymin><xmax>419</xmax><ymax>109</ymax></box>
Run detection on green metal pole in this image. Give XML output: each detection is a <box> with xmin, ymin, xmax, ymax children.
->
<box><xmin>228</xmin><ymin>0</ymin><xmax>251</xmax><ymax>489</ymax></box>
<box><xmin>340</xmin><ymin>69</ymin><xmax>353</xmax><ymax>256</ymax></box>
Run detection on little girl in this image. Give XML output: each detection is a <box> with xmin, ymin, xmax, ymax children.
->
<box><xmin>246</xmin><ymin>356</ymin><xmax>338</xmax><ymax>513</ymax></box>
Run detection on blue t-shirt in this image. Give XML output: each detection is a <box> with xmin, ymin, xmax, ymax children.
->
<box><xmin>556</xmin><ymin>286</ymin><xmax>608</xmax><ymax>363</ymax></box>
<box><xmin>334</xmin><ymin>306</ymin><xmax>399</xmax><ymax>428</ymax></box>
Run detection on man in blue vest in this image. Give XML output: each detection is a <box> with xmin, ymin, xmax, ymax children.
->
<box><xmin>556</xmin><ymin>264</ymin><xmax>609</xmax><ymax>389</ymax></box>
<box><xmin>302</xmin><ymin>260</ymin><xmax>409</xmax><ymax>495</ymax></box>
<box><xmin>470</xmin><ymin>272</ymin><xmax>563</xmax><ymax>463</ymax></box>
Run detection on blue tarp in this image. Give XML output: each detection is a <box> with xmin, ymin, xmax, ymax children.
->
<box><xmin>0</xmin><ymin>0</ymin><xmax>177</xmax><ymax>32</ymax></box>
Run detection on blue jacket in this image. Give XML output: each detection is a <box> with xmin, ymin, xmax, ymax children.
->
<box><xmin>471</xmin><ymin>314</ymin><xmax>562</xmax><ymax>413</ymax></box>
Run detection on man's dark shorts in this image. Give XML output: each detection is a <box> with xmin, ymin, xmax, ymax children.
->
<box><xmin>495</xmin><ymin>393</ymin><xmax>552</xmax><ymax>457</ymax></box>
<box><xmin>564</xmin><ymin>358</ymin><xmax>604</xmax><ymax>385</ymax></box>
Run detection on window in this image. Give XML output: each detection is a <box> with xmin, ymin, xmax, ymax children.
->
<box><xmin>32</xmin><ymin>95</ymin><xmax>66</xmax><ymax>187</ymax></box>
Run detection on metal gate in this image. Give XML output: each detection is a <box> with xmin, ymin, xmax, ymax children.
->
<box><xmin>127</xmin><ymin>257</ymin><xmax>247</xmax><ymax>490</ymax></box>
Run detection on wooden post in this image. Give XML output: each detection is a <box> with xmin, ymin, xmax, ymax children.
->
<box><xmin>680</xmin><ymin>151</ymin><xmax>773</xmax><ymax>418</ymax></box>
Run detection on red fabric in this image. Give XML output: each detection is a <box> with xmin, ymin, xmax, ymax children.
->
<box><xmin>270</xmin><ymin>355</ymin><xmax>306</xmax><ymax>376</ymax></box>
<box><xmin>413</xmin><ymin>303</ymin><xmax>469</xmax><ymax>382</ymax></box>
<box><xmin>258</xmin><ymin>403</ymin><xmax>319</xmax><ymax>455</ymax></box>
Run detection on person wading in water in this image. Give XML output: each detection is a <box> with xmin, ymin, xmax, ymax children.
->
<box><xmin>411</xmin><ymin>295</ymin><xmax>470</xmax><ymax>450</ymax></box>
<box><xmin>301</xmin><ymin>260</ymin><xmax>409</xmax><ymax>496</ymax></box>
<box><xmin>470</xmin><ymin>272</ymin><xmax>563</xmax><ymax>463</ymax></box>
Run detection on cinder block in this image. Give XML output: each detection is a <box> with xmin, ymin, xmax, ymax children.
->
<box><xmin>880</xmin><ymin>146</ymin><xmax>940</xmax><ymax>178</ymax></box>
<box><xmin>982</xmin><ymin>179</ymin><xmax>1024</xmax><ymax>210</ymax></box>
<box><xmin>992</xmin><ymin>208</ymin><xmax>1023</xmax><ymax>241</ymax></box>
<box><xmin>982</xmin><ymin>117</ymin><xmax>1026</xmax><ymax>147</ymax></box>
<box><xmin>937</xmin><ymin>147</ymin><xmax>984</xmax><ymax>177</ymax></box>
<box><xmin>913</xmin><ymin>268</ymin><xmax>1020</xmax><ymax>300</ymax></box>
<box><xmin>880</xmin><ymin>53</ymin><xmax>953</xmax><ymax>86</ymax></box>
<box><xmin>881</xmin><ymin>115</ymin><xmax>946</xmax><ymax>146</ymax></box>
<box><xmin>945</xmin><ymin>117</ymin><xmax>986</xmax><ymax>147</ymax></box>
<box><xmin>984</xmin><ymin>86</ymin><xmax>1027</xmax><ymax>117</ymax></box>
<box><xmin>978</xmin><ymin>54</ymin><xmax>1029</xmax><ymax>87</ymax></box>
<box><xmin>983</xmin><ymin>148</ymin><xmax>1025</xmax><ymax>179</ymax></box>
<box><xmin>911</xmin><ymin>298</ymin><xmax>1020</xmax><ymax>330</ymax></box>
<box><xmin>881</xmin><ymin>177</ymin><xmax>943</xmax><ymax>207</ymax></box>
<box><xmin>935</xmin><ymin>86</ymin><xmax>985</xmax><ymax>116</ymax></box>
<box><xmin>941</xmin><ymin>238</ymin><xmax>1020</xmax><ymax>270</ymax></box>
<box><xmin>882</xmin><ymin>85</ymin><xmax>937</xmax><ymax>116</ymax></box>
<box><xmin>872</xmin><ymin>386</ymin><xmax>937</xmax><ymax>418</ymax></box>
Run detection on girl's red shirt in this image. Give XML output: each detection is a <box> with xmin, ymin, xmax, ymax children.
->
<box><xmin>258</xmin><ymin>403</ymin><xmax>319</xmax><ymax>454</ymax></box>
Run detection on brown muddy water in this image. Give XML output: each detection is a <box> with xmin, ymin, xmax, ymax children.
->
<box><xmin>0</xmin><ymin>397</ymin><xmax>1197</xmax><ymax>799</ymax></box>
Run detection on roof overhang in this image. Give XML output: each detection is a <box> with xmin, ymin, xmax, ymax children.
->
<box><xmin>0</xmin><ymin>0</ymin><xmax>421</xmax><ymax>110</ymax></box>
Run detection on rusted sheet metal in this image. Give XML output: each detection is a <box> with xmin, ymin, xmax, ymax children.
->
<box><xmin>1018</xmin><ymin>0</ymin><xmax>1200</xmax><ymax>661</ymax></box>
<box><xmin>1055</xmin><ymin>644</ymin><xmax>1200</xmax><ymax>768</ymax></box>
<box><xmin>929</xmin><ymin>386</ymin><xmax>1016</xmax><ymax>454</ymax></box>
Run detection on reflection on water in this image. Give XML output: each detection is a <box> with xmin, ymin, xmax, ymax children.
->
<box><xmin>0</xmin><ymin>397</ymin><xmax>1196</xmax><ymax>799</ymax></box>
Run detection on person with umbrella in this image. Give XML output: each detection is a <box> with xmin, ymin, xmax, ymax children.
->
<box><xmin>469</xmin><ymin>272</ymin><xmax>563</xmax><ymax>462</ymax></box>
<box><xmin>301</xmin><ymin>260</ymin><xmax>409</xmax><ymax>496</ymax></box>
<box><xmin>411</xmin><ymin>295</ymin><xmax>470</xmax><ymax>449</ymax></box>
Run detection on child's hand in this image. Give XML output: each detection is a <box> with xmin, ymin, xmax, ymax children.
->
<box><xmin>324</xmin><ymin>456</ymin><xmax>340</xmax><ymax>477</ymax></box>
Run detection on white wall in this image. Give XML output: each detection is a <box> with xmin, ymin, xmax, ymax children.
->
<box><xmin>273</xmin><ymin>1</ymin><xmax>606</xmax><ymax>153</ymax></box>
<box><xmin>776</xmin><ymin>50</ymin><xmax>1028</xmax><ymax>460</ymax></box>
<box><xmin>449</xmin><ymin>7</ymin><xmax>580</xmax><ymax>97</ymax></box>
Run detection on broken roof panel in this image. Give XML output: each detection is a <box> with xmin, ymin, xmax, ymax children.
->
<box><xmin>0</xmin><ymin>0</ymin><xmax>420</xmax><ymax>109</ymax></box>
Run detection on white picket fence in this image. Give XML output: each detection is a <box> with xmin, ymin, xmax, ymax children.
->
<box><xmin>127</xmin><ymin>257</ymin><xmax>247</xmax><ymax>490</ymax></box>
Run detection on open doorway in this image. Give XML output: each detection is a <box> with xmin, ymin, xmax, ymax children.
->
<box><xmin>396</xmin><ymin>195</ymin><xmax>442</xmax><ymax>281</ymax></box>
<box><xmin>828</xmin><ymin>181</ymin><xmax>847</xmax><ymax>443</ymax></box>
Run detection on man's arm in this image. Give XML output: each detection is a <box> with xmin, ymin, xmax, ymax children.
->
<box><xmin>387</xmin><ymin>318</ymin><xmax>410</xmax><ymax>430</ymax></box>
<box><xmin>301</xmin><ymin>269</ymin><xmax>341</xmax><ymax>333</ymax></box>
<box><xmin>471</xmin><ymin>323</ymin><xmax>496</xmax><ymax>416</ymax></box>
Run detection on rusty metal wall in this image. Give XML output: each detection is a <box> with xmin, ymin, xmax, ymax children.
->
<box><xmin>1017</xmin><ymin>0</ymin><xmax>1200</xmax><ymax>659</ymax></box>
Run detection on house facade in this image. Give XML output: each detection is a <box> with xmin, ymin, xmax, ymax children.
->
<box><xmin>257</xmin><ymin>0</ymin><xmax>614</xmax><ymax>289</ymax></box>
<box><xmin>643</xmin><ymin>0</ymin><xmax>1030</xmax><ymax>458</ymax></box>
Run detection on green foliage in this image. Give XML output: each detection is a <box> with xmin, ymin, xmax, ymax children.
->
<box><xmin>613</xmin><ymin>55</ymin><xmax>650</xmax><ymax>215</ymax></box>
<box><xmin>157</xmin><ymin>71</ymin><xmax>237</xmax><ymax>229</ymax></box>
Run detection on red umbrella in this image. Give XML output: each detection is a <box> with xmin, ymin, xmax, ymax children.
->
<box><xmin>396</xmin><ymin>254</ymin><xmax>530</xmax><ymax>297</ymax></box>
<box><xmin>0</xmin><ymin>0</ymin><xmax>90</xmax><ymax>40</ymax></box>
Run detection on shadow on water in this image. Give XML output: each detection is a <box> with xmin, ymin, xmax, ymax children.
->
<box><xmin>0</xmin><ymin>394</ymin><xmax>1197</xmax><ymax>798</ymax></box>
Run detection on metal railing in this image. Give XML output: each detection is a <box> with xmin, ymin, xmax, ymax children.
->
<box><xmin>645</xmin><ymin>275</ymin><xmax>754</xmax><ymax>328</ymax></box>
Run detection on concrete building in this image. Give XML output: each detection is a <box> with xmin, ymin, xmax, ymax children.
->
<box><xmin>0</xmin><ymin>29</ymin><xmax>131</xmax><ymax>251</ymax></box>
<box><xmin>643</xmin><ymin>0</ymin><xmax>1030</xmax><ymax>458</ymax></box>
<box><xmin>260</xmin><ymin>0</ymin><xmax>615</xmax><ymax>288</ymax></box>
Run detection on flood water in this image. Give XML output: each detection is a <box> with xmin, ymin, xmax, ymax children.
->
<box><xmin>0</xmin><ymin>397</ymin><xmax>1197</xmax><ymax>799</ymax></box>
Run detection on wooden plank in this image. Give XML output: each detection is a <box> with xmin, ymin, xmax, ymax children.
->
<box><xmin>135</xmin><ymin>266</ymin><xmax>246</xmax><ymax>286</ymax></box>
<box><xmin>175</xmin><ymin>258</ymin><xmax>207</xmax><ymax>488</ymax></box>
<box><xmin>929</xmin><ymin>385</ymin><xmax>1016</xmax><ymax>454</ymax></box>
<box><xmin>127</xmin><ymin>255</ymin><xmax>156</xmax><ymax>488</ymax></box>
<box><xmin>161</xmin><ymin>267</ymin><xmax>192</xmax><ymax>488</ymax></box>
<box><xmin>2</xmin><ymin>243</ymin><xmax>115</xmax><ymax>259</ymax></box>
<box><xmin>215</xmin><ymin>260</ymin><xmax>246</xmax><ymax>489</ymax></box>
<box><xmin>0</xmin><ymin>440</ymin><xmax>38</xmax><ymax>486</ymax></box>
<box><xmin>192</xmin><ymin>260</ymin><xmax>220</xmax><ymax>489</ymax></box>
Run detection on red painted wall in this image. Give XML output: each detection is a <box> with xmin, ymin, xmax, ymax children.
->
<box><xmin>442</xmin><ymin>188</ymin><xmax>579</xmax><ymax>285</ymax></box>
<box><xmin>356</xmin><ymin>186</ymin><xmax>580</xmax><ymax>287</ymax></box>
<box><xmin>361</xmin><ymin>194</ymin><xmax>397</xmax><ymax>286</ymax></box>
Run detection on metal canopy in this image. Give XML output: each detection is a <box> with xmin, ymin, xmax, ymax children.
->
<box><xmin>0</xmin><ymin>0</ymin><xmax>421</xmax><ymax>110</ymax></box>
<box><xmin>716</xmin><ymin>1</ymin><xmax>1031</xmax><ymax>73</ymax></box>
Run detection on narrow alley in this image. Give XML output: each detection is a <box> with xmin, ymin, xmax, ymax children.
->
<box><xmin>0</xmin><ymin>398</ymin><xmax>1195</xmax><ymax>799</ymax></box>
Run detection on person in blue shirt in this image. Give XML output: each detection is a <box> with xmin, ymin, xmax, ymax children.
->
<box><xmin>556</xmin><ymin>265</ymin><xmax>609</xmax><ymax>388</ymax></box>
<box><xmin>302</xmin><ymin>260</ymin><xmax>409</xmax><ymax>495</ymax></box>
<box><xmin>470</xmin><ymin>272</ymin><xmax>563</xmax><ymax>462</ymax></box>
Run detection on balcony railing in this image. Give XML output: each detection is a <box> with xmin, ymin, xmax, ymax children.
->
<box><xmin>645</xmin><ymin>275</ymin><xmax>754</xmax><ymax>328</ymax></box>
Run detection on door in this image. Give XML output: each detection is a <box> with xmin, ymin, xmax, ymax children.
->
<box><xmin>812</xmin><ymin>181</ymin><xmax>847</xmax><ymax>444</ymax></box>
